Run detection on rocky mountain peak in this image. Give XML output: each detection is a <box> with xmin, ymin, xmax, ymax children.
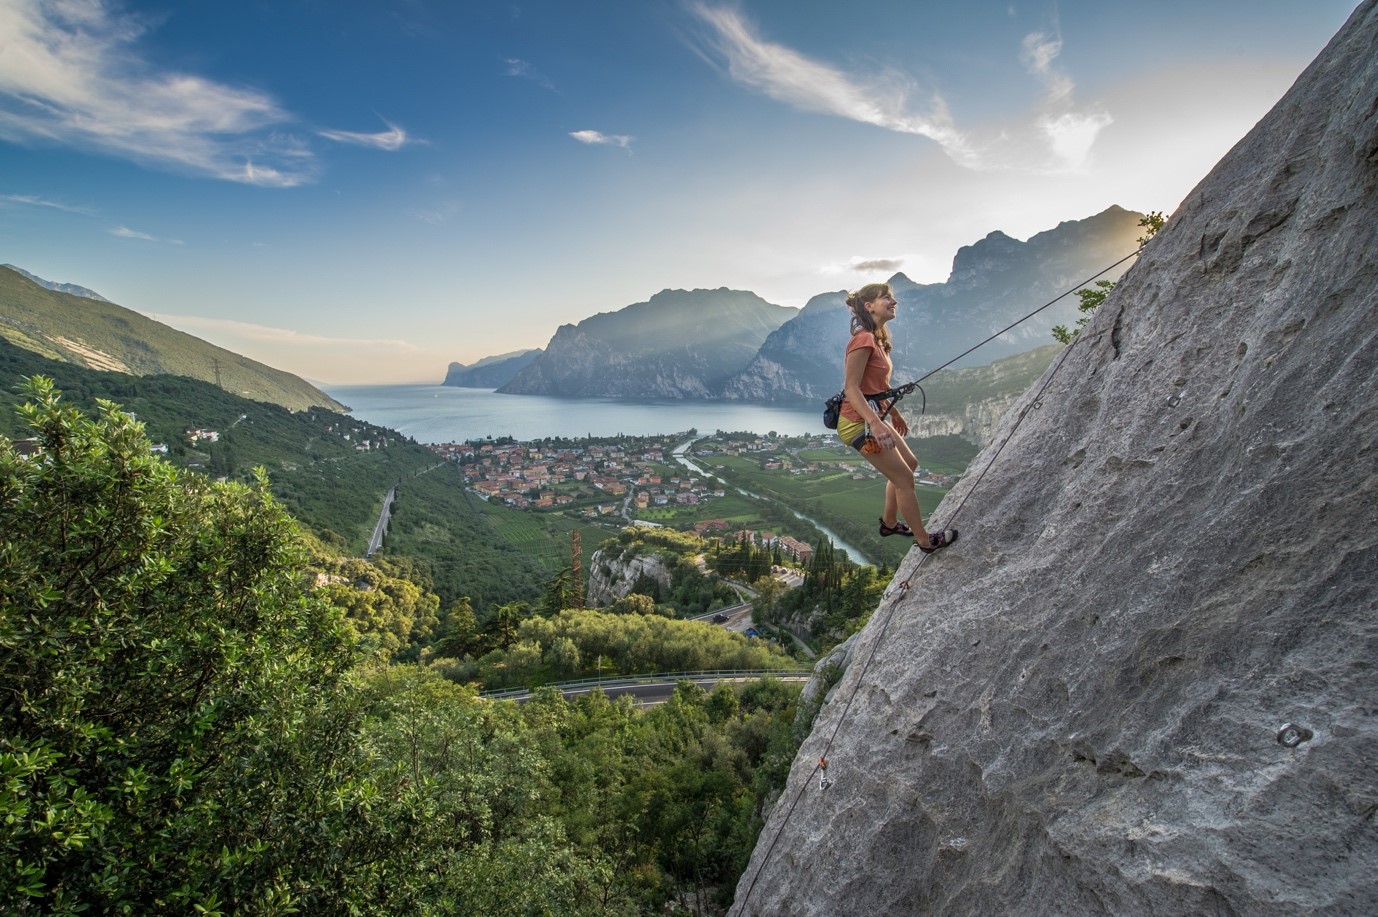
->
<box><xmin>731</xmin><ymin>3</ymin><xmax>1378</xmax><ymax>914</ymax></box>
<box><xmin>947</xmin><ymin>230</ymin><xmax>1022</xmax><ymax>282</ymax></box>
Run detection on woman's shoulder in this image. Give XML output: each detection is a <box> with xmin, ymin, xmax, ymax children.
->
<box><xmin>846</xmin><ymin>330</ymin><xmax>877</xmax><ymax>352</ymax></box>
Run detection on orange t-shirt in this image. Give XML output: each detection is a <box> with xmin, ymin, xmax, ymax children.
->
<box><xmin>840</xmin><ymin>331</ymin><xmax>892</xmax><ymax>422</ymax></box>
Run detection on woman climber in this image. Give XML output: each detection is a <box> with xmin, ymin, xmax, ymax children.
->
<box><xmin>836</xmin><ymin>282</ymin><xmax>957</xmax><ymax>554</ymax></box>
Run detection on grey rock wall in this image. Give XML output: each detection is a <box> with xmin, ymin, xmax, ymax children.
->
<box><xmin>731</xmin><ymin>3</ymin><xmax>1378</xmax><ymax>915</ymax></box>
<box><xmin>584</xmin><ymin>549</ymin><xmax>674</xmax><ymax>607</ymax></box>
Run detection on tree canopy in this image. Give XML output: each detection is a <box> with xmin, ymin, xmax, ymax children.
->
<box><xmin>0</xmin><ymin>379</ymin><xmax>812</xmax><ymax>915</ymax></box>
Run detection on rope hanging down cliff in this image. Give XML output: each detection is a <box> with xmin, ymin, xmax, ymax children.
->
<box><xmin>730</xmin><ymin>245</ymin><xmax>1143</xmax><ymax>917</ymax></box>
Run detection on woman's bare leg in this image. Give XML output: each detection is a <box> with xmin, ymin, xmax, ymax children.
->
<box><xmin>882</xmin><ymin>480</ymin><xmax>900</xmax><ymax>528</ymax></box>
<box><xmin>865</xmin><ymin>443</ymin><xmax>929</xmax><ymax>542</ymax></box>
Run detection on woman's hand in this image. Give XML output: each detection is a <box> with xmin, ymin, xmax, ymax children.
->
<box><xmin>871</xmin><ymin>419</ymin><xmax>898</xmax><ymax>450</ymax></box>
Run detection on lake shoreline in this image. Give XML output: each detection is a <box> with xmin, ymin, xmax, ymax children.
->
<box><xmin>327</xmin><ymin>382</ymin><xmax>829</xmax><ymax>444</ymax></box>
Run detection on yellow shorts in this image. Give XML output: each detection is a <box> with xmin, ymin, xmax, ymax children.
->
<box><xmin>837</xmin><ymin>416</ymin><xmax>867</xmax><ymax>450</ymax></box>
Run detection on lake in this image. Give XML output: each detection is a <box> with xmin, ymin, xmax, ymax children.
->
<box><xmin>327</xmin><ymin>383</ymin><xmax>828</xmax><ymax>444</ymax></box>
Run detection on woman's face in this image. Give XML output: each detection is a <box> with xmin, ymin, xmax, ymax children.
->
<box><xmin>865</xmin><ymin>290</ymin><xmax>897</xmax><ymax>324</ymax></box>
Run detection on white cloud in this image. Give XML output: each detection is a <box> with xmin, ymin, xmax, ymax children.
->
<box><xmin>687</xmin><ymin>3</ymin><xmax>1113</xmax><ymax>173</ymax></box>
<box><xmin>1018</xmin><ymin>28</ymin><xmax>1111</xmax><ymax>170</ymax></box>
<box><xmin>570</xmin><ymin>129</ymin><xmax>634</xmax><ymax>149</ymax></box>
<box><xmin>1037</xmin><ymin>110</ymin><xmax>1113</xmax><ymax>170</ymax></box>
<box><xmin>109</xmin><ymin>225</ymin><xmax>156</xmax><ymax>241</ymax></box>
<box><xmin>1020</xmin><ymin>32</ymin><xmax>1062</xmax><ymax>81</ymax></box>
<box><xmin>108</xmin><ymin>224</ymin><xmax>181</xmax><ymax>244</ymax></box>
<box><xmin>0</xmin><ymin>0</ymin><xmax>397</xmax><ymax>185</ymax></box>
<box><xmin>318</xmin><ymin>120</ymin><xmax>410</xmax><ymax>151</ymax></box>
<box><xmin>0</xmin><ymin>193</ymin><xmax>93</xmax><ymax>214</ymax></box>
<box><xmin>687</xmin><ymin>3</ymin><xmax>976</xmax><ymax>166</ymax></box>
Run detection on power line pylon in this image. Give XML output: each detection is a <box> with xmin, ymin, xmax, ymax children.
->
<box><xmin>571</xmin><ymin>530</ymin><xmax>584</xmax><ymax>609</ymax></box>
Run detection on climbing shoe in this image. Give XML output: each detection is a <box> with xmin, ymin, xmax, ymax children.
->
<box><xmin>918</xmin><ymin>528</ymin><xmax>958</xmax><ymax>555</ymax></box>
<box><xmin>879</xmin><ymin>518</ymin><xmax>913</xmax><ymax>538</ymax></box>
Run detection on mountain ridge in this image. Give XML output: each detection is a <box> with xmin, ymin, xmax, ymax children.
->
<box><xmin>497</xmin><ymin>287</ymin><xmax>798</xmax><ymax>398</ymax></box>
<box><xmin>1</xmin><ymin>264</ymin><xmax>110</xmax><ymax>302</ymax></box>
<box><xmin>0</xmin><ymin>266</ymin><xmax>345</xmax><ymax>413</ymax></box>
<box><xmin>453</xmin><ymin>207</ymin><xmax>1145</xmax><ymax>402</ymax></box>
<box><xmin>720</xmin><ymin>205</ymin><xmax>1145</xmax><ymax>402</ymax></box>
<box><xmin>443</xmin><ymin>348</ymin><xmax>544</xmax><ymax>388</ymax></box>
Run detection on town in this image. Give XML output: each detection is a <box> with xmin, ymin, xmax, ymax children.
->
<box><xmin>427</xmin><ymin>430</ymin><xmax>963</xmax><ymax>566</ymax></box>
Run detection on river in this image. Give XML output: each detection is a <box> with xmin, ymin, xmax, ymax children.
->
<box><xmin>671</xmin><ymin>437</ymin><xmax>869</xmax><ymax>566</ymax></box>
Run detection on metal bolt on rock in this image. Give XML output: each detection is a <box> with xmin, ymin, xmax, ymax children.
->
<box><xmin>1276</xmin><ymin>723</ymin><xmax>1314</xmax><ymax>747</ymax></box>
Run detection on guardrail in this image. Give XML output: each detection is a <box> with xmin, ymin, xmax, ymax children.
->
<box><xmin>480</xmin><ymin>667</ymin><xmax>813</xmax><ymax>700</ymax></box>
<box><xmin>688</xmin><ymin>602</ymin><xmax>752</xmax><ymax>620</ymax></box>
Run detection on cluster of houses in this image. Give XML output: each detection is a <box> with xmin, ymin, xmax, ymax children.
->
<box><xmin>692</xmin><ymin>522</ymin><xmax>814</xmax><ymax>564</ymax></box>
<box><xmin>694</xmin><ymin>436</ymin><xmax>958</xmax><ymax>489</ymax></box>
<box><xmin>431</xmin><ymin>437</ymin><xmax>727</xmax><ymax>514</ymax></box>
<box><xmin>179</xmin><ymin>418</ymin><xmax>398</xmax><ymax>456</ymax></box>
<box><xmin>427</xmin><ymin>433</ymin><xmax>956</xmax><ymax>550</ymax></box>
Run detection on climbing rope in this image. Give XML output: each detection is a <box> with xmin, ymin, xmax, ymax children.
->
<box><xmin>730</xmin><ymin>247</ymin><xmax>1140</xmax><ymax>916</ymax></box>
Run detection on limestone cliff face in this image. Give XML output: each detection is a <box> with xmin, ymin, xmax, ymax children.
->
<box><xmin>584</xmin><ymin>548</ymin><xmax>673</xmax><ymax>608</ymax></box>
<box><xmin>731</xmin><ymin>5</ymin><xmax>1378</xmax><ymax>915</ymax></box>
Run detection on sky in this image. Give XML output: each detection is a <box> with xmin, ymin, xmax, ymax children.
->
<box><xmin>0</xmin><ymin>0</ymin><xmax>1361</xmax><ymax>385</ymax></box>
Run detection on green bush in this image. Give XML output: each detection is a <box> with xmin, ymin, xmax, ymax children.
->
<box><xmin>0</xmin><ymin>379</ymin><xmax>389</xmax><ymax>914</ymax></box>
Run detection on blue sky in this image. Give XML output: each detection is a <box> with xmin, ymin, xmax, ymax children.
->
<box><xmin>0</xmin><ymin>0</ymin><xmax>1360</xmax><ymax>384</ymax></box>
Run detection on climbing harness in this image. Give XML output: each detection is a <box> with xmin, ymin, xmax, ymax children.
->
<box><xmin>849</xmin><ymin>385</ymin><xmax>925</xmax><ymax>452</ymax></box>
<box><xmin>823</xmin><ymin>383</ymin><xmax>926</xmax><ymax>434</ymax></box>
<box><xmin>733</xmin><ymin>246</ymin><xmax>1145</xmax><ymax>917</ymax></box>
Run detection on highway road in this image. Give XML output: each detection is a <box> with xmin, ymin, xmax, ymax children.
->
<box><xmin>366</xmin><ymin>481</ymin><xmax>398</xmax><ymax>556</ymax></box>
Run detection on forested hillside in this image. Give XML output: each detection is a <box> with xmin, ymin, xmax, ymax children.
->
<box><xmin>0</xmin><ymin>339</ymin><xmax>601</xmax><ymax>611</ymax></box>
<box><xmin>0</xmin><ymin>265</ymin><xmax>345</xmax><ymax>412</ymax></box>
<box><xmin>0</xmin><ymin>387</ymin><xmax>813</xmax><ymax>913</ymax></box>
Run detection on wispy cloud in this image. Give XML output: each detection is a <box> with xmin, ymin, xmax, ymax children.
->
<box><xmin>1020</xmin><ymin>28</ymin><xmax>1111</xmax><ymax>170</ymax></box>
<box><xmin>570</xmin><ymin>129</ymin><xmax>634</xmax><ymax>149</ymax></box>
<box><xmin>687</xmin><ymin>3</ymin><xmax>975</xmax><ymax>165</ymax></box>
<box><xmin>0</xmin><ymin>0</ymin><xmax>402</xmax><ymax>185</ymax></box>
<box><xmin>144</xmin><ymin>313</ymin><xmax>421</xmax><ymax>352</ymax></box>
<box><xmin>141</xmin><ymin>312</ymin><xmax>445</xmax><ymax>383</ymax></box>
<box><xmin>687</xmin><ymin>3</ymin><xmax>1112</xmax><ymax>173</ymax></box>
<box><xmin>0</xmin><ymin>193</ymin><xmax>94</xmax><ymax>214</ymax></box>
<box><xmin>318</xmin><ymin>119</ymin><xmax>411</xmax><ymax>151</ymax></box>
<box><xmin>109</xmin><ymin>226</ymin><xmax>156</xmax><ymax>241</ymax></box>
<box><xmin>505</xmin><ymin>57</ymin><xmax>556</xmax><ymax>91</ymax></box>
<box><xmin>1021</xmin><ymin>32</ymin><xmax>1072</xmax><ymax>100</ymax></box>
<box><xmin>109</xmin><ymin>225</ymin><xmax>183</xmax><ymax>244</ymax></box>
